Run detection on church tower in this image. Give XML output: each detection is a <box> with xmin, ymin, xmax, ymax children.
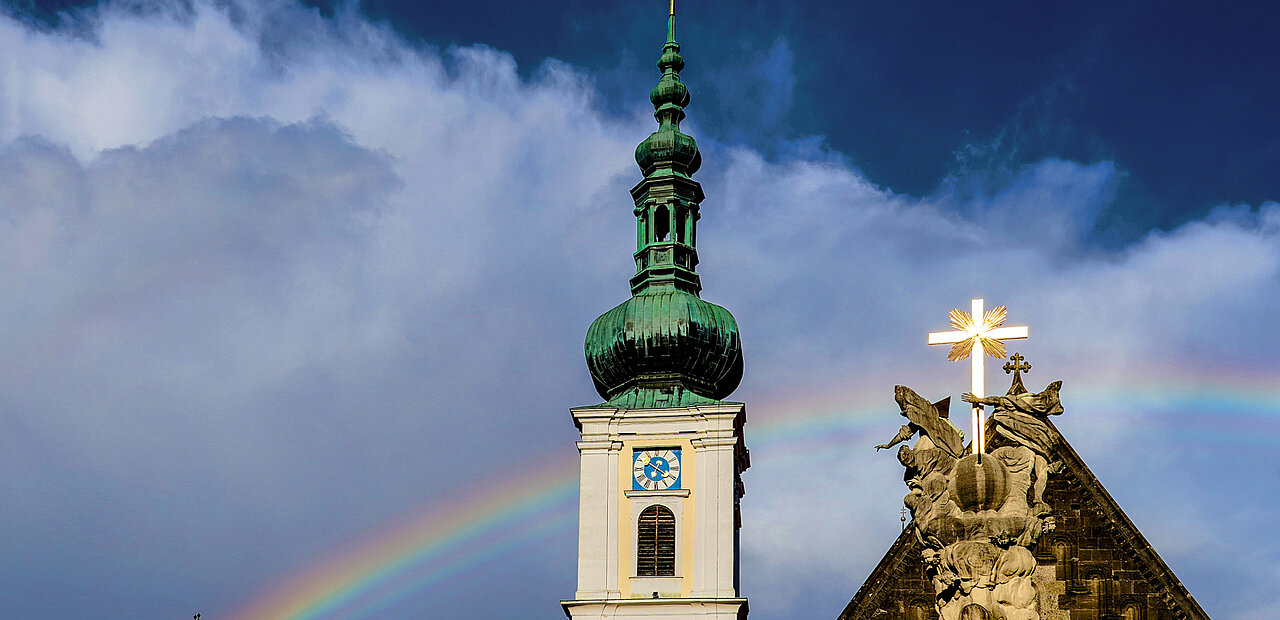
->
<box><xmin>562</xmin><ymin>7</ymin><xmax>749</xmax><ymax>620</ymax></box>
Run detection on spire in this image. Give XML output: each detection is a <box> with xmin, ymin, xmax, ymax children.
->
<box><xmin>635</xmin><ymin>5</ymin><xmax>699</xmax><ymax>182</ymax></box>
<box><xmin>668</xmin><ymin>0</ymin><xmax>677</xmax><ymax>42</ymax></box>
<box><xmin>583</xmin><ymin>7</ymin><xmax>743</xmax><ymax>406</ymax></box>
<box><xmin>631</xmin><ymin>3</ymin><xmax>702</xmax><ymax>295</ymax></box>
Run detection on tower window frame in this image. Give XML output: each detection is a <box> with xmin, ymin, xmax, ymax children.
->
<box><xmin>636</xmin><ymin>504</ymin><xmax>677</xmax><ymax>577</ymax></box>
<box><xmin>653</xmin><ymin>205</ymin><xmax>670</xmax><ymax>243</ymax></box>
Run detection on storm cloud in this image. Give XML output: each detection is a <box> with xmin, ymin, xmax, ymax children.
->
<box><xmin>0</xmin><ymin>1</ymin><xmax>1275</xmax><ymax>618</ymax></box>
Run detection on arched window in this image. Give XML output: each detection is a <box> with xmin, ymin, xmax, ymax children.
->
<box><xmin>1053</xmin><ymin>541</ymin><xmax>1071</xmax><ymax>580</ymax></box>
<box><xmin>654</xmin><ymin>206</ymin><xmax>670</xmax><ymax>242</ymax></box>
<box><xmin>909</xmin><ymin>600</ymin><xmax>931</xmax><ymax>620</ymax></box>
<box><xmin>637</xmin><ymin>505</ymin><xmax>676</xmax><ymax>576</ymax></box>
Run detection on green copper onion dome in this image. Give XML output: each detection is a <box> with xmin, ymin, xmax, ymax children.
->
<box><xmin>586</xmin><ymin>289</ymin><xmax>743</xmax><ymax>402</ymax></box>
<box><xmin>585</xmin><ymin>9</ymin><xmax>742</xmax><ymax>405</ymax></box>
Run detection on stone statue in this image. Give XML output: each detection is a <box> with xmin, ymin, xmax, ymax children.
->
<box><xmin>962</xmin><ymin>379</ymin><xmax>1063</xmax><ymax>515</ymax></box>
<box><xmin>875</xmin><ymin>386</ymin><xmax>965</xmax><ymax>551</ymax></box>
<box><xmin>876</xmin><ymin>385</ymin><xmax>965</xmax><ymax>458</ymax></box>
<box><xmin>880</xmin><ymin>369</ymin><xmax>1062</xmax><ymax>620</ymax></box>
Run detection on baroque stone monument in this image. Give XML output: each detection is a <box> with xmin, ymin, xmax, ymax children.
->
<box><xmin>877</xmin><ymin>299</ymin><xmax>1050</xmax><ymax>620</ymax></box>
<box><xmin>881</xmin><ymin>376</ymin><xmax>1063</xmax><ymax>620</ymax></box>
<box><xmin>846</xmin><ymin>300</ymin><xmax>1209</xmax><ymax>620</ymax></box>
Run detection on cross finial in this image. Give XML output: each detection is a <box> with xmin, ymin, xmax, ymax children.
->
<box><xmin>928</xmin><ymin>299</ymin><xmax>1028</xmax><ymax>455</ymax></box>
<box><xmin>670</xmin><ymin>0</ymin><xmax>675</xmax><ymax>16</ymax></box>
<box><xmin>900</xmin><ymin>506</ymin><xmax>908</xmax><ymax>530</ymax></box>
<box><xmin>1003</xmin><ymin>352</ymin><xmax>1031</xmax><ymax>395</ymax></box>
<box><xmin>1003</xmin><ymin>353</ymin><xmax>1034</xmax><ymax>376</ymax></box>
<box><xmin>1003</xmin><ymin>353</ymin><xmax>1034</xmax><ymax>374</ymax></box>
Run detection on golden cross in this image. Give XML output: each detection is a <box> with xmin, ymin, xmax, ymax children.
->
<box><xmin>927</xmin><ymin>298</ymin><xmax>1028</xmax><ymax>455</ymax></box>
<box><xmin>670</xmin><ymin>0</ymin><xmax>675</xmax><ymax>15</ymax></box>
<box><xmin>1003</xmin><ymin>352</ymin><xmax>1031</xmax><ymax>375</ymax></box>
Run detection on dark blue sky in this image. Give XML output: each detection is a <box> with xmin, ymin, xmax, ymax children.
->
<box><xmin>13</xmin><ymin>1</ymin><xmax>1278</xmax><ymax>239</ymax></box>
<box><xmin>344</xmin><ymin>0</ymin><xmax>1280</xmax><ymax>240</ymax></box>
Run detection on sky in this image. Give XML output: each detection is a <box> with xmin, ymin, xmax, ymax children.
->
<box><xmin>0</xmin><ymin>1</ymin><xmax>1276</xmax><ymax>618</ymax></box>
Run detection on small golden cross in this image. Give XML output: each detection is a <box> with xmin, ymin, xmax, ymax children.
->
<box><xmin>1004</xmin><ymin>352</ymin><xmax>1031</xmax><ymax>375</ymax></box>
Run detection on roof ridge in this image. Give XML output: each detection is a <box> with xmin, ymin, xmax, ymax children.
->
<box><xmin>1041</xmin><ymin>418</ymin><xmax>1210</xmax><ymax>619</ymax></box>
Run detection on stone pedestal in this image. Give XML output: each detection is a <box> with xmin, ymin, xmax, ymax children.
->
<box><xmin>905</xmin><ymin>445</ymin><xmax>1054</xmax><ymax>620</ymax></box>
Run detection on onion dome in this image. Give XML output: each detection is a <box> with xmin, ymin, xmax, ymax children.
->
<box><xmin>584</xmin><ymin>8</ymin><xmax>742</xmax><ymax>406</ymax></box>
<box><xmin>586</xmin><ymin>290</ymin><xmax>743</xmax><ymax>402</ymax></box>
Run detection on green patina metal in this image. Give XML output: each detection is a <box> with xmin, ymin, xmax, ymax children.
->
<box><xmin>584</xmin><ymin>10</ymin><xmax>743</xmax><ymax>407</ymax></box>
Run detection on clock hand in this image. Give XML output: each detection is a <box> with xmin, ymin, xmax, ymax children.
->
<box><xmin>638</xmin><ymin>457</ymin><xmax>660</xmax><ymax>478</ymax></box>
<box><xmin>637</xmin><ymin>458</ymin><xmax>675</xmax><ymax>480</ymax></box>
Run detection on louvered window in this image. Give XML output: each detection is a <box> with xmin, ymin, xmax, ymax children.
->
<box><xmin>636</xmin><ymin>505</ymin><xmax>676</xmax><ymax>576</ymax></box>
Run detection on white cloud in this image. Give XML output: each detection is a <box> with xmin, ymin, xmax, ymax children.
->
<box><xmin>710</xmin><ymin>142</ymin><xmax>1279</xmax><ymax>617</ymax></box>
<box><xmin>0</xmin><ymin>1</ymin><xmax>1274</xmax><ymax>618</ymax></box>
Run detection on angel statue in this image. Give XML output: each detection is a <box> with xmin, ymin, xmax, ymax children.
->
<box><xmin>962</xmin><ymin>379</ymin><xmax>1063</xmax><ymax>514</ymax></box>
<box><xmin>877</xmin><ymin>385</ymin><xmax>964</xmax><ymax>456</ymax></box>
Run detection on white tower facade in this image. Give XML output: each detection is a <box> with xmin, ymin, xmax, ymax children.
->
<box><xmin>563</xmin><ymin>403</ymin><xmax>749</xmax><ymax>619</ymax></box>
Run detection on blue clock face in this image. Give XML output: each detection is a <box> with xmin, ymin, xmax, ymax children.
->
<box><xmin>633</xmin><ymin>448</ymin><xmax>681</xmax><ymax>491</ymax></box>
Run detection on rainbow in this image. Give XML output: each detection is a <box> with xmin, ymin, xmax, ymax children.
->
<box><xmin>226</xmin><ymin>371</ymin><xmax>1280</xmax><ymax>620</ymax></box>
<box><xmin>226</xmin><ymin>455</ymin><xmax>578</xmax><ymax>620</ymax></box>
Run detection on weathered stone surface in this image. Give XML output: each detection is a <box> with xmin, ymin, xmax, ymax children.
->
<box><xmin>839</xmin><ymin>415</ymin><xmax>1210</xmax><ymax>620</ymax></box>
<box><xmin>878</xmin><ymin>380</ymin><xmax>1058</xmax><ymax>620</ymax></box>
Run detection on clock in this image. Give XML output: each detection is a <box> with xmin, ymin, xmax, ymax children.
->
<box><xmin>633</xmin><ymin>448</ymin><xmax>681</xmax><ymax>491</ymax></box>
